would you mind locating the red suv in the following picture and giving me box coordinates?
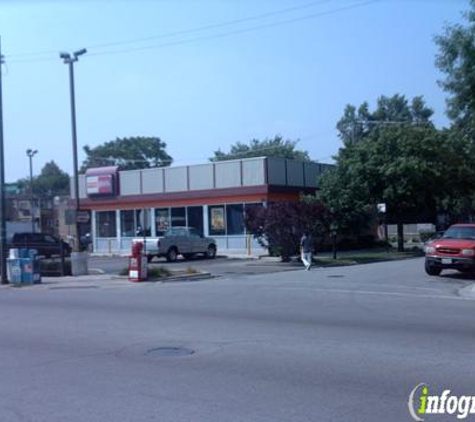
[425,224,475,276]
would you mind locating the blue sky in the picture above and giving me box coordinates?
[0,0,469,181]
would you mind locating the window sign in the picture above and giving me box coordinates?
[209,206,225,235]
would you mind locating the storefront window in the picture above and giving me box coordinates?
[187,206,203,235]
[226,204,244,235]
[135,209,151,236]
[171,207,186,227]
[96,211,117,238]
[209,205,226,236]
[244,203,264,235]
[120,210,135,237]
[155,208,170,236]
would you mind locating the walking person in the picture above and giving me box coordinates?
[300,231,314,271]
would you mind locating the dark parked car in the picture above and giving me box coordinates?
[9,232,72,258]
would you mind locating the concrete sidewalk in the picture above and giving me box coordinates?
[1,270,214,290]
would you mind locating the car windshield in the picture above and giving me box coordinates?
[442,227,475,240]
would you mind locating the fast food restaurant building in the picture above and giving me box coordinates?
[76,157,332,255]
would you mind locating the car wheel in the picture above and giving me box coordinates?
[147,255,154,263]
[206,245,216,259]
[166,248,178,262]
[425,261,442,276]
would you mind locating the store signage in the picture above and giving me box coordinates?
[87,174,115,196]
[76,210,90,223]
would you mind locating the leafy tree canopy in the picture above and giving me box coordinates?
[210,135,311,162]
[81,136,173,172]
[17,161,70,196]
[435,0,475,130]
[321,96,475,249]
[336,94,434,147]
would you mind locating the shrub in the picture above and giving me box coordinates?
[147,266,171,279]
[245,201,331,261]
[119,266,172,279]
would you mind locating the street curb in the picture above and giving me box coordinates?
[88,268,106,275]
[114,272,213,283]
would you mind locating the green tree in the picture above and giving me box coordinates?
[17,161,70,196]
[435,0,475,134]
[81,136,173,172]
[336,95,434,147]
[36,161,70,195]
[210,135,311,162]
[321,95,474,251]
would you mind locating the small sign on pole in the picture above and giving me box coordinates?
[76,210,90,223]
[377,203,386,213]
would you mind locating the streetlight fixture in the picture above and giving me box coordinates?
[59,48,86,252]
[0,38,7,284]
[26,149,38,232]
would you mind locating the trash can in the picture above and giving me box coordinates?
[20,249,41,284]
[71,252,89,276]
[7,258,23,284]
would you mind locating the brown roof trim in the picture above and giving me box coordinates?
[80,185,270,208]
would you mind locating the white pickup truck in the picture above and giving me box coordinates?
[132,226,217,263]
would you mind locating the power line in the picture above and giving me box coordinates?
[7,0,381,64]
[7,0,333,59]
[88,0,382,58]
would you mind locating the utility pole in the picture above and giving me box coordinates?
[0,38,8,284]
[26,149,38,232]
[60,49,86,252]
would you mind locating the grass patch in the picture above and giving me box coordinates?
[148,266,172,279]
[314,250,424,267]
[185,267,198,275]
[118,266,172,279]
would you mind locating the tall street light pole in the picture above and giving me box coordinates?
[60,48,86,252]
[0,38,8,284]
[26,149,38,233]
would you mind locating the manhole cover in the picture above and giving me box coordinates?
[146,347,194,357]
[327,275,345,278]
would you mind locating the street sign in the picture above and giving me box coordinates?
[377,203,387,213]
[76,210,90,223]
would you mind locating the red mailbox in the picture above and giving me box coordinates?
[129,241,148,282]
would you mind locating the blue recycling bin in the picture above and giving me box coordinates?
[20,249,41,284]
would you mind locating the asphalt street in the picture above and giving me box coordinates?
[0,258,474,422]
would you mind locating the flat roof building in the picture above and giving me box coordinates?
[74,157,332,255]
